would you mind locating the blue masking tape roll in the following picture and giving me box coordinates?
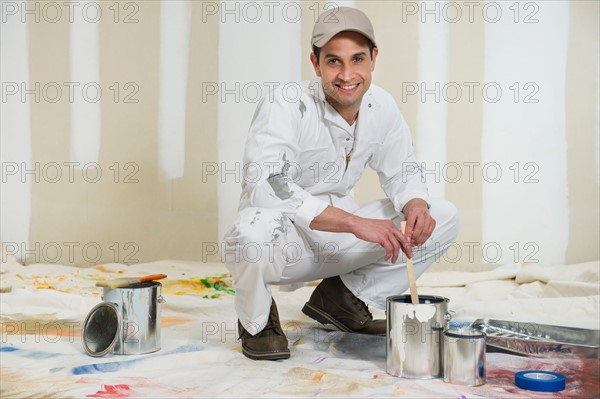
[515,370,566,392]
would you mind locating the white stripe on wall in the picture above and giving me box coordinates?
[70,0,101,166]
[334,1,356,8]
[482,1,570,265]
[0,13,32,261]
[217,1,303,239]
[158,0,191,180]
[596,60,599,187]
[415,0,449,199]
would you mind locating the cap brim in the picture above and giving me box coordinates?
[312,29,376,48]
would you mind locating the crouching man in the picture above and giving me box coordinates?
[223,7,460,360]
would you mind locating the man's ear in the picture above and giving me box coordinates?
[371,47,379,72]
[310,52,321,77]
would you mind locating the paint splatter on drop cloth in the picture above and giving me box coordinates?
[1,263,234,299]
[88,384,133,398]
[161,274,235,297]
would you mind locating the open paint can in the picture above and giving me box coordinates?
[443,326,486,386]
[386,295,450,379]
[81,281,165,357]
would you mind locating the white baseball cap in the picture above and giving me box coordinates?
[311,7,377,48]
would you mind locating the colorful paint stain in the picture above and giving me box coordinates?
[161,274,235,297]
[161,316,193,327]
[0,346,19,352]
[87,384,133,398]
[72,361,131,375]
[1,321,81,337]
[69,344,205,375]
[1,346,67,360]
[4,266,234,298]
[312,370,326,382]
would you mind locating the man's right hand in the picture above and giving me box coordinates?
[309,206,412,264]
[350,217,412,263]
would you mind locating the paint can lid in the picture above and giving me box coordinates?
[445,326,485,339]
[81,302,121,357]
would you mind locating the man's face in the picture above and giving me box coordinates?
[310,31,378,117]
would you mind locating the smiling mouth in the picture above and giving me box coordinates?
[336,83,359,91]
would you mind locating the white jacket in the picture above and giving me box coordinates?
[238,76,429,229]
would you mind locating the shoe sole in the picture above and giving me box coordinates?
[302,302,353,333]
[242,346,290,361]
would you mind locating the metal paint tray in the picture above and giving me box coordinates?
[473,319,600,359]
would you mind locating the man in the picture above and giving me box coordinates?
[223,7,459,361]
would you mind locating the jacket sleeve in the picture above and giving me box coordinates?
[369,100,430,214]
[241,91,329,230]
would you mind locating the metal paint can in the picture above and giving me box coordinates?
[82,281,165,356]
[386,295,450,379]
[443,327,486,386]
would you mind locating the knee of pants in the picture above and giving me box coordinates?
[222,207,295,279]
[430,199,460,245]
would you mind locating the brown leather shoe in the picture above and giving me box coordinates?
[238,298,290,360]
[302,276,386,335]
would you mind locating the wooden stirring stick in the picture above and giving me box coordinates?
[401,221,419,304]
[96,274,167,288]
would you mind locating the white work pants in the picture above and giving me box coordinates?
[223,198,459,335]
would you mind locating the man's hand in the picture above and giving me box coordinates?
[351,218,412,263]
[402,198,436,248]
[309,206,412,263]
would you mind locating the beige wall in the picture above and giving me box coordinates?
[21,2,219,265]
[354,0,488,264]
[565,1,600,264]
[354,0,599,267]
[2,1,598,267]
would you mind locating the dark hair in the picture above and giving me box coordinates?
[312,37,376,64]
